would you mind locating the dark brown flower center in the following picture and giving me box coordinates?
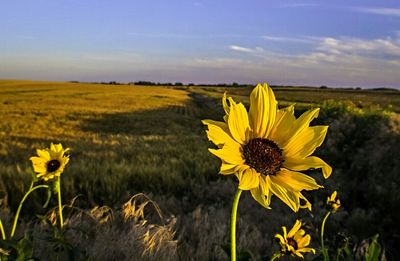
[242,138,283,176]
[287,237,298,250]
[47,159,61,173]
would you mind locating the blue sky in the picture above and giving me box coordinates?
[1,0,400,88]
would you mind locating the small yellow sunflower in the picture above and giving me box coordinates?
[203,83,332,211]
[30,143,70,181]
[275,220,316,258]
[326,191,341,212]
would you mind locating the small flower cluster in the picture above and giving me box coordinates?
[327,191,341,213]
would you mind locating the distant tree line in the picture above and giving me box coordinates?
[67,81,399,91]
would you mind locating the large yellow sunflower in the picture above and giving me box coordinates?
[275,220,316,258]
[202,83,332,212]
[30,143,70,181]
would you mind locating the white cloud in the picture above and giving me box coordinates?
[263,35,316,44]
[357,7,400,17]
[229,45,264,53]
[316,37,400,57]
[206,35,400,87]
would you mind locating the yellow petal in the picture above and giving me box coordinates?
[297,234,311,248]
[250,176,272,209]
[294,229,306,241]
[219,162,237,175]
[36,149,50,161]
[249,83,277,138]
[31,165,47,173]
[30,156,46,165]
[222,92,233,115]
[299,247,316,254]
[283,126,328,159]
[268,176,299,212]
[331,191,337,201]
[222,92,237,122]
[284,156,332,178]
[288,220,302,238]
[219,162,249,175]
[237,168,259,190]
[268,104,295,143]
[274,234,286,245]
[209,140,244,165]
[228,102,250,144]
[294,251,304,258]
[274,168,322,192]
[202,119,235,147]
[279,108,320,148]
[61,157,69,167]
[282,226,288,239]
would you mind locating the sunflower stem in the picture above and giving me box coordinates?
[270,253,281,261]
[10,184,49,238]
[230,188,242,261]
[0,219,6,240]
[320,211,331,261]
[57,176,64,230]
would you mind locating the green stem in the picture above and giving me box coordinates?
[57,176,64,230]
[320,211,332,261]
[10,184,49,238]
[0,219,5,240]
[230,189,242,261]
[270,253,281,261]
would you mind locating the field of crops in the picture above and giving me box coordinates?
[0,80,399,260]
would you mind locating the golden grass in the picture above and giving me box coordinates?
[0,79,216,210]
[0,80,189,141]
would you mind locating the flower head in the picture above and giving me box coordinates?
[327,191,341,212]
[30,143,70,181]
[202,83,332,211]
[275,220,316,258]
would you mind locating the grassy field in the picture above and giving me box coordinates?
[0,80,399,260]
[192,85,400,111]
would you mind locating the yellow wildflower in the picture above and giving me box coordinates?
[203,83,332,211]
[327,191,341,212]
[275,220,316,258]
[30,143,70,181]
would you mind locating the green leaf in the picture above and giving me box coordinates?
[15,233,34,261]
[365,234,381,261]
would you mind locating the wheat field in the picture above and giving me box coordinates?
[0,80,399,260]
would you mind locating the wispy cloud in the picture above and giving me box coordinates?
[229,45,264,53]
[356,7,400,17]
[263,35,316,44]
[316,37,400,57]
[204,35,400,87]
[231,36,400,64]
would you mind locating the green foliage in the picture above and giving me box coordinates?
[0,232,35,260]
[365,234,382,261]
